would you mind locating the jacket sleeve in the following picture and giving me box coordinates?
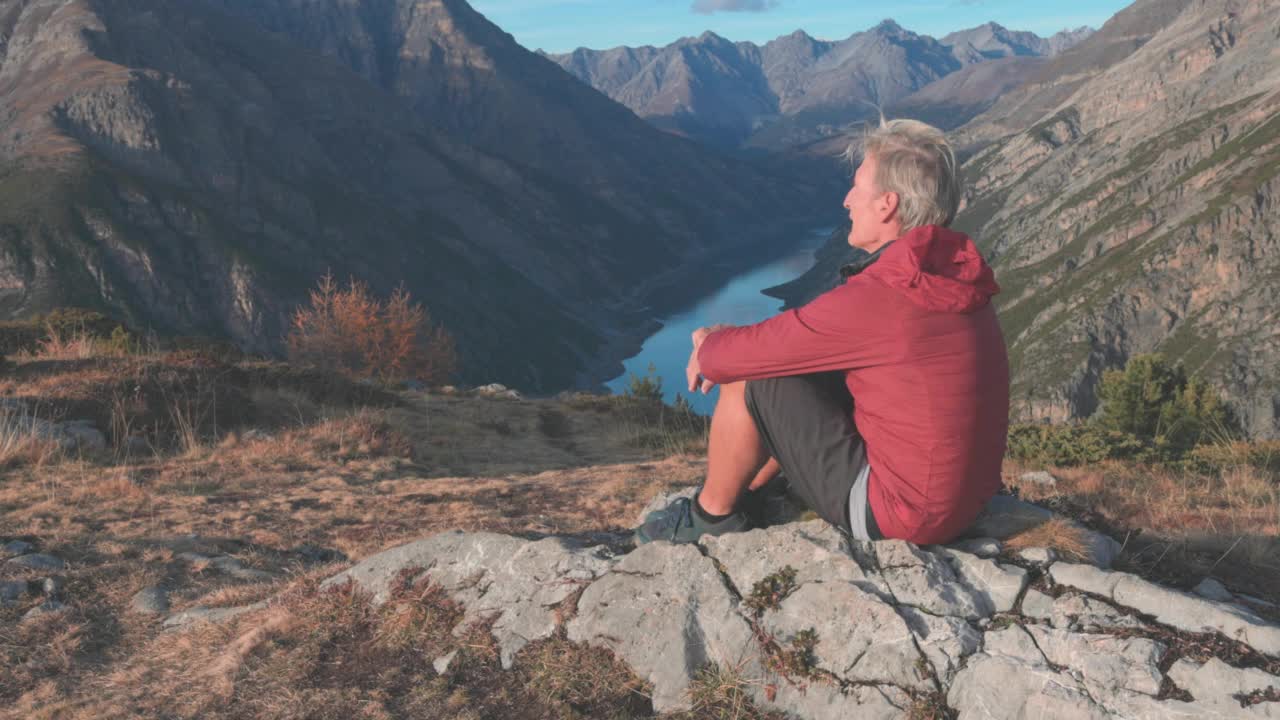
[697,279,885,384]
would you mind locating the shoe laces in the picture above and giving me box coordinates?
[663,496,695,541]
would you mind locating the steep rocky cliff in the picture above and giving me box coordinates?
[773,0,1280,439]
[0,0,825,391]
[953,0,1280,439]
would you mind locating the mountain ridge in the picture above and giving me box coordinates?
[0,0,831,392]
[547,19,1094,149]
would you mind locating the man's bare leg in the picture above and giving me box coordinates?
[696,381,773,516]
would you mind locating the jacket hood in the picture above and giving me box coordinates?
[863,225,999,313]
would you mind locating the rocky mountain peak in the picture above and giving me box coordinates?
[872,18,905,35]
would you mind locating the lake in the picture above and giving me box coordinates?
[605,227,834,414]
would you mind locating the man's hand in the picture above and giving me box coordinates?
[687,324,731,394]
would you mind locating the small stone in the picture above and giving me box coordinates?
[41,576,65,597]
[1193,578,1234,602]
[131,587,170,615]
[948,537,1002,558]
[962,495,1054,539]
[163,602,266,629]
[7,553,65,570]
[432,650,458,674]
[241,429,273,442]
[3,540,33,557]
[22,599,66,621]
[1019,471,1059,487]
[177,552,211,563]
[57,421,106,453]
[1,580,29,605]
[475,383,509,396]
[1078,527,1122,569]
[1019,547,1058,565]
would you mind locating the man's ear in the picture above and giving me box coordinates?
[879,190,900,223]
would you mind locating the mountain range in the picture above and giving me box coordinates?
[546,21,1094,149]
[769,0,1280,439]
[0,0,828,391]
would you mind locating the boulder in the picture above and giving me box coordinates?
[897,606,982,684]
[934,547,1030,615]
[323,532,614,669]
[1,580,29,606]
[872,541,994,619]
[56,420,106,453]
[131,587,170,615]
[2,539,34,557]
[1168,657,1280,705]
[1051,563,1280,657]
[700,520,891,600]
[7,553,65,571]
[1045,592,1146,632]
[762,581,931,690]
[567,542,756,713]
[1025,625,1165,697]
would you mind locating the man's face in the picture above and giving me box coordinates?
[843,154,883,250]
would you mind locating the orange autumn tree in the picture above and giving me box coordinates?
[288,273,457,384]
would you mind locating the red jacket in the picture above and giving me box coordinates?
[698,225,1010,545]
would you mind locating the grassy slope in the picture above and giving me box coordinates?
[0,352,1277,717]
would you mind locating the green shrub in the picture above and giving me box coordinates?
[1007,423,1144,467]
[1012,355,1244,468]
[624,362,664,403]
[1184,440,1280,475]
[39,307,119,339]
[1094,353,1235,460]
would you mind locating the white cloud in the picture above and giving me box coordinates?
[691,0,781,15]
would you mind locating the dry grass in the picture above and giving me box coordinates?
[1003,517,1092,563]
[1004,458,1280,604]
[18,571,653,720]
[15,327,106,362]
[676,663,784,720]
[0,354,706,716]
[0,407,59,468]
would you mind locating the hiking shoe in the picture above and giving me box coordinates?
[633,495,750,546]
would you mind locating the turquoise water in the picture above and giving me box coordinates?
[606,228,833,414]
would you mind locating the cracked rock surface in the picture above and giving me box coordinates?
[183,495,1280,718]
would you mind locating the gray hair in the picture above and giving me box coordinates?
[843,118,962,231]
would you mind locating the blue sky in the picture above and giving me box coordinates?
[469,0,1133,54]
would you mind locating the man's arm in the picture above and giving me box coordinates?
[697,281,883,385]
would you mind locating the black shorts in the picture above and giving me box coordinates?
[744,372,883,540]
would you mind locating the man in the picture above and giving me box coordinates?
[635,118,1009,546]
